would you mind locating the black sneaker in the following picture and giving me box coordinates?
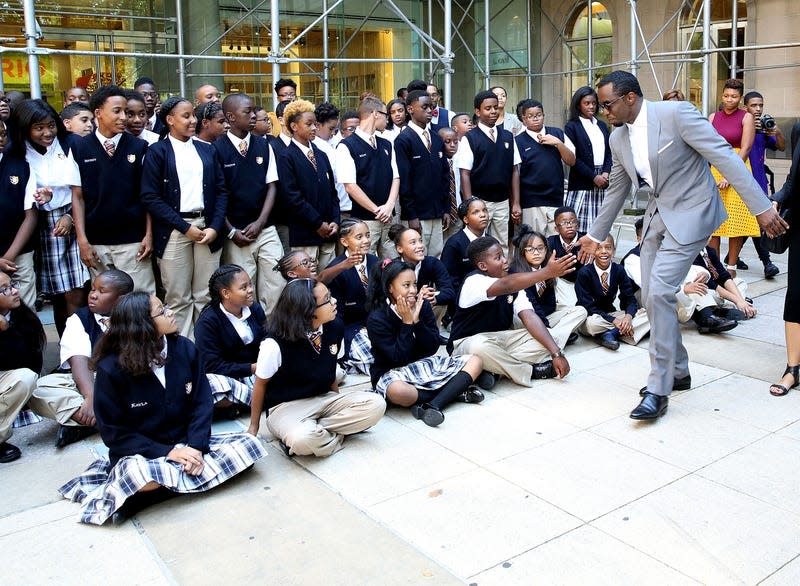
[475,370,498,390]
[764,262,780,279]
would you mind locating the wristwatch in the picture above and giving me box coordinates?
[551,350,564,359]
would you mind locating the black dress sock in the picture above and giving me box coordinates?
[416,390,437,405]
[429,371,472,410]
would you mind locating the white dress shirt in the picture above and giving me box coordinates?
[25,139,81,210]
[334,127,399,185]
[579,116,607,167]
[524,128,576,155]
[455,122,522,170]
[626,100,653,188]
[227,131,279,184]
[168,135,204,213]
[95,129,122,151]
[219,304,254,344]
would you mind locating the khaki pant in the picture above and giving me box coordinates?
[675,267,749,323]
[485,200,510,256]
[579,308,650,345]
[93,242,156,293]
[521,206,558,237]
[292,242,337,272]
[363,219,397,260]
[554,278,578,309]
[223,225,285,316]
[158,218,222,339]
[1,368,37,443]
[417,218,444,259]
[29,372,84,426]
[266,390,386,457]
[13,251,36,309]
[452,308,583,387]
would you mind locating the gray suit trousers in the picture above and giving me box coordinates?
[640,209,708,397]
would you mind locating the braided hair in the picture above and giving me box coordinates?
[157,96,191,139]
[203,264,246,313]
[366,258,416,311]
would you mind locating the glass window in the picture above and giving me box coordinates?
[563,2,613,101]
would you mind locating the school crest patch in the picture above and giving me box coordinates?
[127,154,136,163]
[9,175,19,185]
[57,152,66,159]
[504,141,510,149]
[439,151,443,158]
[255,156,263,165]
[507,295,513,304]
[185,382,192,394]
[329,344,338,355]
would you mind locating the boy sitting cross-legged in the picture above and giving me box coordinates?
[448,236,576,388]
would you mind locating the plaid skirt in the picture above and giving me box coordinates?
[206,373,255,406]
[58,432,267,525]
[36,204,90,294]
[344,326,374,375]
[375,354,470,398]
[12,408,43,428]
[565,167,606,233]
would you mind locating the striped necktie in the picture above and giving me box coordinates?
[239,140,248,156]
[600,271,609,294]
[702,251,719,281]
[422,129,431,152]
[447,159,458,224]
[488,127,495,142]
[104,140,115,157]
[358,264,369,290]
[536,280,546,297]
[308,330,322,353]
[307,149,317,170]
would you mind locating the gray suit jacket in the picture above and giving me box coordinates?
[589,100,771,245]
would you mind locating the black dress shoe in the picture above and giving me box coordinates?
[566,331,580,346]
[456,385,485,403]
[596,329,620,351]
[55,425,97,448]
[630,393,669,420]
[438,334,449,346]
[697,315,738,334]
[764,262,780,279]
[713,306,747,322]
[531,360,557,379]
[475,370,498,390]
[639,374,692,396]
[0,441,21,463]
[410,403,445,427]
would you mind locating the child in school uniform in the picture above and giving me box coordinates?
[441,197,490,296]
[366,260,483,427]
[326,219,379,368]
[215,93,284,316]
[456,90,522,255]
[9,99,90,336]
[59,291,266,525]
[60,102,94,138]
[31,270,134,448]
[248,279,385,457]
[194,265,267,419]
[193,101,229,145]
[124,90,159,146]
[515,99,576,236]
[546,206,585,308]
[449,236,576,388]
[509,225,587,344]
[335,96,399,259]
[0,118,38,309]
[140,96,229,339]
[71,85,155,293]
[276,99,340,269]
[389,224,455,326]
[0,271,45,464]
[575,235,650,350]
[394,90,450,258]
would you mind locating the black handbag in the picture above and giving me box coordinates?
[760,206,791,254]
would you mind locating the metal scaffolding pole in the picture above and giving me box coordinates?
[630,0,638,77]
[22,0,41,99]
[484,0,490,88]
[443,0,452,110]
[701,0,711,116]
[175,0,186,97]
[730,0,738,77]
[587,0,593,84]
[323,0,330,101]
[271,0,281,108]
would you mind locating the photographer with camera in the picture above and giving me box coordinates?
[741,91,786,278]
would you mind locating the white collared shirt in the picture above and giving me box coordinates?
[219,304,254,345]
[334,128,399,184]
[58,312,110,368]
[579,116,606,167]
[152,336,169,388]
[168,135,204,213]
[95,129,122,151]
[279,132,292,146]
[455,124,521,170]
[25,140,81,210]
[458,273,533,315]
[462,227,486,242]
[228,130,250,155]
[314,136,351,212]
[593,262,611,290]
[626,100,653,188]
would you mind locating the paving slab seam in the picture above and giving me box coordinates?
[127,518,181,586]
[757,551,800,585]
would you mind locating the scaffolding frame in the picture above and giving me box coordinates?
[1,0,799,115]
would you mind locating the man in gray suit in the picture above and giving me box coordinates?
[577,71,787,420]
